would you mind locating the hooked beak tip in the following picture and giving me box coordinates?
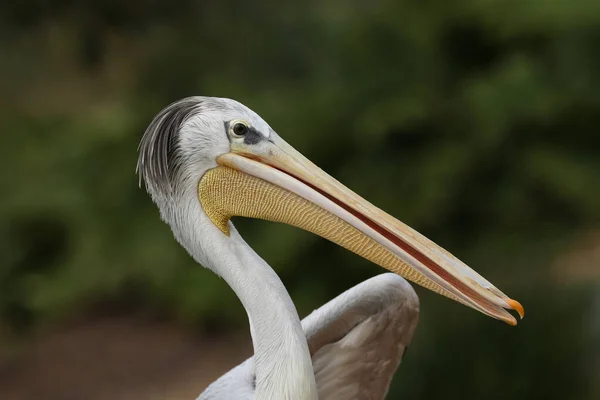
[506,298,525,320]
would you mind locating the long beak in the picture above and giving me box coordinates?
[198,133,524,325]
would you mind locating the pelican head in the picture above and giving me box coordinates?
[137,96,524,325]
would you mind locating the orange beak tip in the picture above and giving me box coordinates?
[506,298,525,320]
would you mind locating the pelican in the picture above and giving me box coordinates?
[136,97,524,400]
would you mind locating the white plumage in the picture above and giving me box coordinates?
[200,273,419,400]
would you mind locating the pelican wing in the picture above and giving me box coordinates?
[198,274,418,400]
[306,273,419,400]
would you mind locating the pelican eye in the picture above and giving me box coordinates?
[231,122,249,137]
[227,119,262,145]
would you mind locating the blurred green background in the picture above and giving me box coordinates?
[0,0,599,399]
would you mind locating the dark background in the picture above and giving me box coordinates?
[0,1,598,399]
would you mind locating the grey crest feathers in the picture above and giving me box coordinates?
[137,97,203,199]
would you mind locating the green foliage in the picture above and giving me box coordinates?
[0,0,598,398]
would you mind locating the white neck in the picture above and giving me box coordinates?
[166,192,318,400]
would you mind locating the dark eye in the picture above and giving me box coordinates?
[232,122,248,136]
